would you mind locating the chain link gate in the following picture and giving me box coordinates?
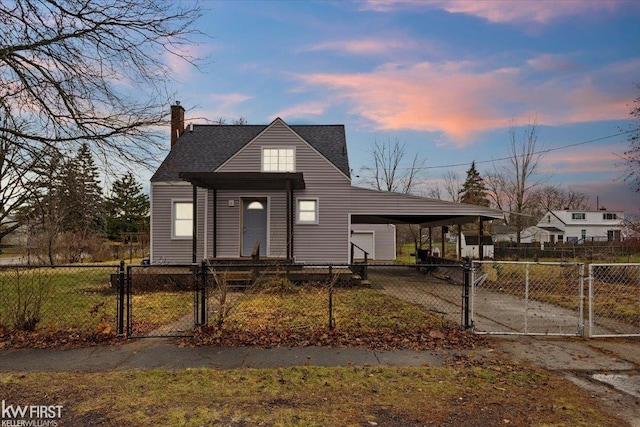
[125,263,204,338]
[471,261,585,336]
[588,263,640,337]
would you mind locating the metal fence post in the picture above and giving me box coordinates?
[126,264,133,337]
[462,262,472,329]
[328,265,334,330]
[117,260,125,337]
[200,260,207,326]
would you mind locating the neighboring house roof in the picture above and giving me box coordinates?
[151,120,350,182]
[492,224,517,236]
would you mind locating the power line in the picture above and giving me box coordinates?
[358,129,633,172]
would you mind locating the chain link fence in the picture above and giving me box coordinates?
[588,263,640,337]
[198,263,469,343]
[3,260,636,343]
[471,261,585,336]
[0,264,119,335]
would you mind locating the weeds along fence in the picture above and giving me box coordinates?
[0,263,121,334]
[494,241,640,261]
[588,263,640,337]
[126,262,471,339]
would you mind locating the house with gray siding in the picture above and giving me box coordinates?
[149,103,504,264]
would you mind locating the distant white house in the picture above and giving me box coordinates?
[493,224,550,244]
[536,209,624,244]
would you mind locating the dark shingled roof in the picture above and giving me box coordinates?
[151,121,350,182]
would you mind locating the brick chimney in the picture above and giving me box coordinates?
[170,101,185,148]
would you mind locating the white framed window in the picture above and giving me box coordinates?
[173,200,193,238]
[603,212,617,220]
[297,199,318,224]
[572,212,586,220]
[263,148,294,172]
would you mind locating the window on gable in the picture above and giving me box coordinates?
[263,148,294,172]
[297,199,318,224]
[173,201,193,238]
[571,213,585,220]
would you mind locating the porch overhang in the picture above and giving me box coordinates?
[178,172,305,190]
[178,172,303,263]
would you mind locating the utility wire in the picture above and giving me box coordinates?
[358,129,633,172]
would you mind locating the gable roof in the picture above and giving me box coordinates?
[151,120,350,182]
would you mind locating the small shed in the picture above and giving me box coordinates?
[457,233,494,259]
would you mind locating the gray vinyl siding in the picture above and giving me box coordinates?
[151,183,206,263]
[217,120,353,263]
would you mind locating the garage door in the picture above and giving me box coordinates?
[351,231,374,260]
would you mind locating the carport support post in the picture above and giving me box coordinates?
[441,226,446,258]
[457,225,462,260]
[463,261,472,329]
[478,217,484,261]
[192,184,198,264]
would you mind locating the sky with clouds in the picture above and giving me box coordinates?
[167,0,640,215]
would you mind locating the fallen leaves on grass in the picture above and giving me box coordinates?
[0,326,122,349]
[189,325,487,351]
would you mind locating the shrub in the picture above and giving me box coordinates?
[0,268,53,331]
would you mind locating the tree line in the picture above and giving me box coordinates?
[4,142,149,264]
[360,114,633,247]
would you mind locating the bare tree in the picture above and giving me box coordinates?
[624,83,640,191]
[0,0,204,168]
[485,170,508,212]
[213,117,248,125]
[529,185,591,215]
[441,171,462,202]
[0,108,43,248]
[491,118,546,243]
[360,138,426,195]
[0,0,203,247]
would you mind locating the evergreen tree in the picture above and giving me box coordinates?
[60,143,105,234]
[460,161,489,207]
[105,172,150,240]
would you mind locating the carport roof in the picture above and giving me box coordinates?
[347,186,504,227]
[350,213,499,227]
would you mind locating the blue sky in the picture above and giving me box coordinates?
[165,0,640,214]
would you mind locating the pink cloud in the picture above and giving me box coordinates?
[294,58,635,145]
[272,101,328,121]
[363,0,623,24]
[527,54,581,72]
[185,93,253,124]
[302,37,420,56]
[539,146,625,175]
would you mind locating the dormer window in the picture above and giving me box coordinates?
[263,148,294,172]
[571,213,586,220]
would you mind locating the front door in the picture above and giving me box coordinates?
[242,198,268,257]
